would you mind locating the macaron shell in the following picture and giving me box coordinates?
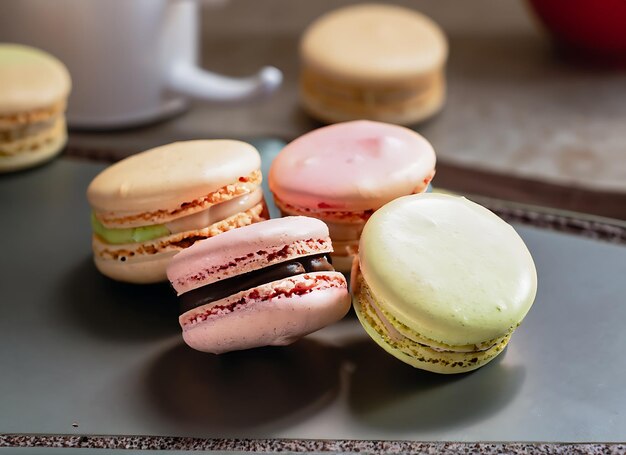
[300,73,445,126]
[87,140,261,214]
[269,120,436,212]
[0,44,71,114]
[0,119,66,173]
[359,193,537,346]
[94,251,176,284]
[181,276,351,354]
[167,216,332,295]
[301,4,447,84]
[352,272,511,373]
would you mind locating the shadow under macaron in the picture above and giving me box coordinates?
[345,339,525,432]
[144,339,343,436]
[58,256,180,342]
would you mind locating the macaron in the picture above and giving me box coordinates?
[300,4,447,125]
[0,44,71,172]
[87,140,268,284]
[269,120,436,272]
[167,216,351,354]
[352,193,537,374]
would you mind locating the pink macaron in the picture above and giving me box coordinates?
[166,216,351,354]
[269,120,436,272]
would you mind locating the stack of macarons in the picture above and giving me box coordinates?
[269,120,436,271]
[87,140,268,284]
[0,44,71,173]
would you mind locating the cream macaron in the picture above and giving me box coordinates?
[87,140,268,284]
[352,193,538,374]
[300,4,447,125]
[269,120,436,272]
[0,44,71,172]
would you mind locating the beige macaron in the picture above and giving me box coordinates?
[87,140,269,284]
[0,44,71,172]
[300,4,447,126]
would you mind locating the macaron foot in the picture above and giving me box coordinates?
[353,273,511,374]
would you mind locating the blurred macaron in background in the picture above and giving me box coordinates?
[0,44,71,173]
[299,3,447,126]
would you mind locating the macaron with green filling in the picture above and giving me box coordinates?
[352,193,537,374]
[87,140,268,284]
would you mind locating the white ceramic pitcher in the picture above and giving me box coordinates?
[0,0,283,129]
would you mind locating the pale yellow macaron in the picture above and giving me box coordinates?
[87,140,269,284]
[352,193,537,374]
[0,44,71,172]
[300,4,447,126]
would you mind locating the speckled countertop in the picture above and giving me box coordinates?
[1,436,625,454]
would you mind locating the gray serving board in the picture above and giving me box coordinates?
[1,149,625,443]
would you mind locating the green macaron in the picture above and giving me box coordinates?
[352,193,537,374]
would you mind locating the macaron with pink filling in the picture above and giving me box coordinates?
[166,216,351,354]
[269,120,436,272]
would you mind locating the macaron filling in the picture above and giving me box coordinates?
[93,203,266,262]
[178,253,334,314]
[180,272,347,328]
[92,189,263,245]
[0,116,58,143]
[0,100,65,128]
[91,213,169,244]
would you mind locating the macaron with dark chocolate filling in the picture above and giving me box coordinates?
[167,216,351,354]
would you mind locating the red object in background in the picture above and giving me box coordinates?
[527,0,626,57]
